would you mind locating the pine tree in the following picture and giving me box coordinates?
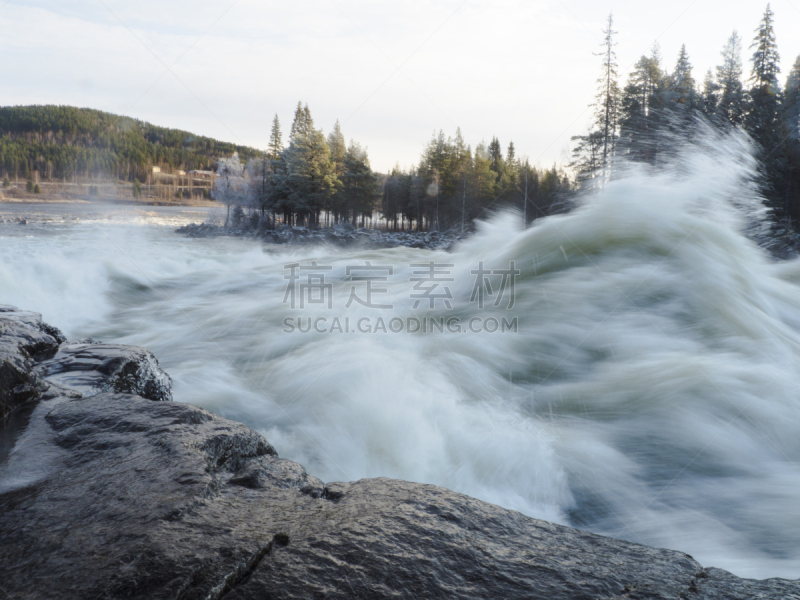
[785,56,800,141]
[716,31,745,125]
[471,142,496,215]
[570,130,604,186]
[302,104,314,135]
[783,56,800,222]
[746,4,782,152]
[593,12,620,177]
[702,69,720,114]
[268,114,282,160]
[488,137,503,175]
[326,120,347,225]
[506,141,517,169]
[327,120,346,166]
[750,4,780,91]
[503,141,519,197]
[617,47,668,165]
[289,102,305,140]
[452,128,468,165]
[747,4,785,214]
[341,142,379,227]
[670,44,696,105]
[281,104,338,227]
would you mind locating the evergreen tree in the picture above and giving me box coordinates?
[452,128,468,164]
[750,4,780,91]
[419,130,453,228]
[670,44,697,106]
[702,69,720,114]
[747,4,785,213]
[471,142,496,215]
[785,55,800,141]
[341,141,379,227]
[506,141,517,169]
[289,102,306,140]
[302,104,314,134]
[783,56,800,221]
[594,12,620,175]
[570,130,604,186]
[268,114,283,160]
[327,120,346,166]
[326,120,347,225]
[281,106,338,226]
[501,141,519,203]
[618,52,666,163]
[488,137,505,177]
[716,31,745,125]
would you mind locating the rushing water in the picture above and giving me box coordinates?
[2,136,800,579]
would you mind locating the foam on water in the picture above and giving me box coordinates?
[2,130,800,578]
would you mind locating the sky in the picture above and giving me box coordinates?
[1,0,799,173]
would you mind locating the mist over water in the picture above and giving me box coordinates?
[3,131,800,579]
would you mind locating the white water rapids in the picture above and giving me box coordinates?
[2,132,800,579]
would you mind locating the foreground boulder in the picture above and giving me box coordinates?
[0,305,65,419]
[1,308,798,599]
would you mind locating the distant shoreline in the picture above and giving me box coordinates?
[0,195,219,207]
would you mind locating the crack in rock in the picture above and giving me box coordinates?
[200,533,290,600]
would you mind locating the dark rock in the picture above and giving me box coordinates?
[691,567,800,599]
[0,307,65,419]
[175,222,465,251]
[2,391,796,599]
[36,342,173,402]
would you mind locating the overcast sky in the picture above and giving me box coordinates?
[2,0,799,172]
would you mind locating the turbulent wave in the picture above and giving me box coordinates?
[3,130,800,578]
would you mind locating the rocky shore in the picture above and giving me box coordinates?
[1,306,799,599]
[176,221,466,251]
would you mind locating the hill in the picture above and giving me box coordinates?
[0,105,260,183]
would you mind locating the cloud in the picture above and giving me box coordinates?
[1,0,799,172]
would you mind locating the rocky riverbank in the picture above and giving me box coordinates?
[1,306,798,599]
[176,221,466,251]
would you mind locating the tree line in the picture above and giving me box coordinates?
[242,104,381,228]
[0,105,259,183]
[233,103,572,231]
[572,5,800,225]
[381,133,571,232]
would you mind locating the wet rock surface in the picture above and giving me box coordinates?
[0,305,65,419]
[1,308,798,599]
[36,341,173,401]
[176,222,466,251]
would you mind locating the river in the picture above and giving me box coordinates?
[2,136,800,579]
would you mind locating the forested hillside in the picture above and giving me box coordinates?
[0,105,259,182]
